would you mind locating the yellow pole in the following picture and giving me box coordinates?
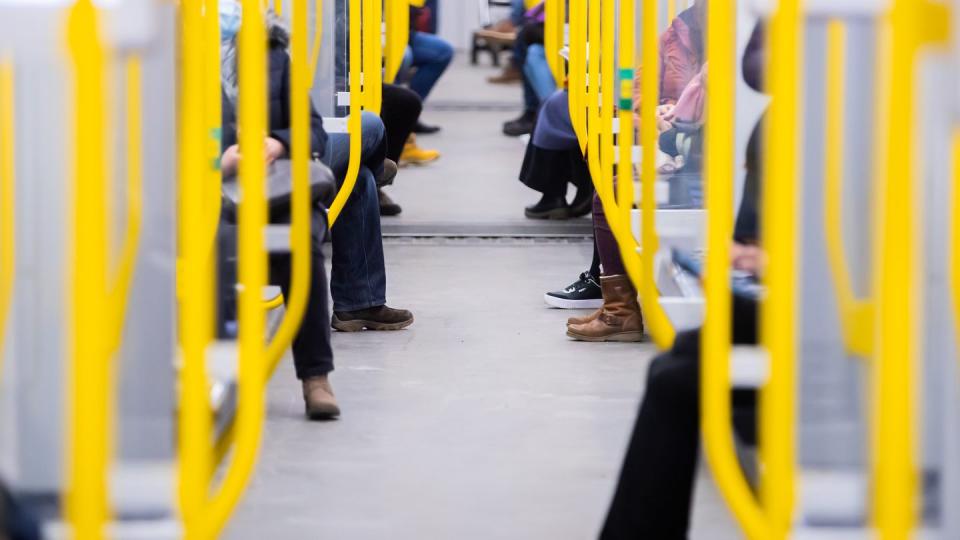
[308,0,324,87]
[206,0,269,534]
[264,0,315,377]
[616,1,636,280]
[178,0,215,536]
[823,20,873,357]
[65,1,112,537]
[760,0,802,533]
[326,0,365,225]
[567,0,587,154]
[637,0,676,349]
[586,0,601,198]
[700,0,769,536]
[0,59,15,370]
[385,0,410,83]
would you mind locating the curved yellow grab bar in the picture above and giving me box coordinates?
[206,0,269,534]
[178,0,216,536]
[823,20,872,357]
[635,0,676,350]
[0,59,15,370]
[760,0,803,533]
[308,0,324,87]
[869,0,949,535]
[700,0,769,537]
[384,0,410,84]
[65,1,114,537]
[326,0,364,225]
[263,0,315,378]
[566,0,587,154]
[544,0,565,86]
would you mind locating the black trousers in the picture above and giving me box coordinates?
[600,297,758,540]
[381,83,423,162]
[268,231,335,380]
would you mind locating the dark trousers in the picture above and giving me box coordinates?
[269,232,335,380]
[381,84,422,162]
[600,297,758,540]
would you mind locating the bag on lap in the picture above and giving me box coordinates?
[221,158,336,223]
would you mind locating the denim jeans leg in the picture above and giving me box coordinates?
[330,167,387,312]
[324,111,386,182]
[408,32,453,100]
[523,45,557,102]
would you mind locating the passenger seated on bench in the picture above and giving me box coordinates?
[599,23,767,539]
[541,1,707,308]
[396,2,453,134]
[503,2,558,137]
[219,4,414,420]
[486,0,529,84]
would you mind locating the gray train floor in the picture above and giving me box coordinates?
[226,55,740,539]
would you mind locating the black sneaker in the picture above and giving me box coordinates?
[413,121,441,134]
[544,272,603,309]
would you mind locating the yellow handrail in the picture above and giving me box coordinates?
[823,20,872,357]
[384,0,410,83]
[700,0,769,537]
[364,0,383,114]
[544,0,565,86]
[308,0,324,87]
[566,0,587,154]
[667,0,676,24]
[869,0,949,536]
[65,1,113,537]
[203,0,225,260]
[178,0,216,536]
[636,0,676,349]
[263,0,315,378]
[615,2,635,283]
[586,0,601,199]
[205,0,269,534]
[760,0,802,533]
[326,0,364,225]
[0,59,14,371]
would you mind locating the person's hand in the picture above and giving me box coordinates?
[657,116,674,133]
[221,144,240,176]
[731,242,766,276]
[265,137,286,165]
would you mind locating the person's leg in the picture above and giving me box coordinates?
[523,45,557,103]
[330,167,386,312]
[381,84,422,162]
[324,111,386,182]
[600,331,702,540]
[408,32,454,100]
[593,192,626,276]
[510,0,527,25]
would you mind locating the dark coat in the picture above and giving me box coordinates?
[221,42,328,159]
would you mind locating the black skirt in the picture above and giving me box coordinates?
[518,141,592,196]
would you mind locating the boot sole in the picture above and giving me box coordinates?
[566,330,645,342]
[305,406,341,421]
[525,207,571,220]
[544,293,603,309]
[331,314,415,332]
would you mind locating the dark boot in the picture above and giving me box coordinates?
[525,194,570,220]
[567,275,644,342]
[302,375,341,420]
[378,188,402,216]
[332,305,414,332]
[569,186,594,218]
[503,110,536,137]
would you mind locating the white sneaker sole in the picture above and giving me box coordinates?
[544,293,604,310]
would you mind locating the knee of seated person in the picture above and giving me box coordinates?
[527,44,546,60]
[360,111,385,137]
[437,40,454,64]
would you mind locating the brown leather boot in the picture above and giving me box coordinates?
[567,275,644,342]
[302,375,341,420]
[567,308,601,326]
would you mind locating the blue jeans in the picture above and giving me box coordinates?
[323,111,388,312]
[524,45,557,103]
[406,32,453,100]
[511,0,527,26]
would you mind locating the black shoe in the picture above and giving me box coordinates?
[503,110,536,137]
[332,305,415,331]
[569,186,594,218]
[544,272,603,309]
[376,159,399,187]
[524,194,570,219]
[378,188,402,216]
[413,121,441,134]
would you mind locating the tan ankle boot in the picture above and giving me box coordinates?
[567,308,601,326]
[302,375,341,420]
[567,275,644,342]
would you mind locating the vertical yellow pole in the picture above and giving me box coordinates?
[206,0,269,534]
[567,0,587,154]
[667,0,676,24]
[598,0,614,207]
[264,0,314,375]
[637,0,676,349]
[308,0,324,86]
[701,0,769,536]
[65,1,112,537]
[586,0,602,197]
[0,59,14,369]
[616,1,635,267]
[178,0,215,536]
[761,0,802,534]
